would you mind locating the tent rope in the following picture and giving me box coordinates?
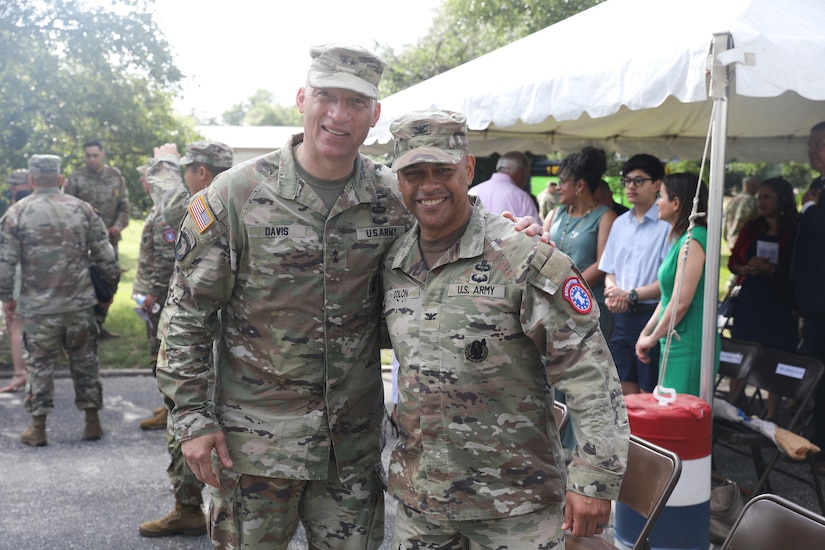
[657,99,716,391]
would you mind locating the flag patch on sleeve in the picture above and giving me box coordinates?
[189,195,215,233]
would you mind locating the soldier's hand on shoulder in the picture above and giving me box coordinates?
[154,143,180,159]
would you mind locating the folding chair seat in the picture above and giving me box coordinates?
[714,337,761,402]
[565,435,682,550]
[713,348,825,513]
[721,493,825,550]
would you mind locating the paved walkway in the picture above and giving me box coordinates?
[1,368,822,549]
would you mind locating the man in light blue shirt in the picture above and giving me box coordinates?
[599,154,671,394]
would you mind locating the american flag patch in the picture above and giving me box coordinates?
[189,195,215,233]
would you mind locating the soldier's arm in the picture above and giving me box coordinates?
[523,246,629,499]
[114,172,130,231]
[87,208,121,289]
[149,215,176,301]
[0,212,20,302]
[157,187,232,443]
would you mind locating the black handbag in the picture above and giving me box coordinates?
[89,266,114,303]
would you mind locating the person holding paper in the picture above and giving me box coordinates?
[727,177,799,418]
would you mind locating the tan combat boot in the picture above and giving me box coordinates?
[21,415,47,446]
[84,409,103,440]
[139,407,168,430]
[138,502,207,538]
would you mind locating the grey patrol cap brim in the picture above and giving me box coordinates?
[391,147,465,173]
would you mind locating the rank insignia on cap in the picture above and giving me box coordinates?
[189,195,215,233]
[162,228,177,244]
[562,276,592,314]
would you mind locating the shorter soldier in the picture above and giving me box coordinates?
[0,154,120,446]
[138,140,232,539]
[383,110,629,548]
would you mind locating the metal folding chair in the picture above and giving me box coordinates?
[721,493,825,549]
[565,435,682,550]
[713,348,825,513]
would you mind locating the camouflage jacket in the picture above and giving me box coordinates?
[65,164,130,231]
[156,134,415,482]
[133,204,176,299]
[146,156,191,232]
[382,201,629,521]
[0,188,120,315]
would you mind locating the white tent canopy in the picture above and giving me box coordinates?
[363,0,825,162]
[363,0,825,402]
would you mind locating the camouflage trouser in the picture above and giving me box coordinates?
[208,455,385,550]
[392,502,564,549]
[166,416,203,506]
[22,308,102,416]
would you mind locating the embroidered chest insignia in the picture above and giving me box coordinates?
[465,338,489,362]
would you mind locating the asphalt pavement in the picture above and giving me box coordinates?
[2,367,823,549]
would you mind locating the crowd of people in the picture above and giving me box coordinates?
[0,40,823,549]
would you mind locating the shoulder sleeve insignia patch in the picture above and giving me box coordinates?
[189,194,215,233]
[562,276,592,314]
[162,228,177,244]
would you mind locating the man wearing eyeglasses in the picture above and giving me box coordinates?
[599,154,672,395]
[790,121,825,473]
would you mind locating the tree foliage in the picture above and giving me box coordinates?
[0,0,200,215]
[221,90,303,127]
[378,0,605,96]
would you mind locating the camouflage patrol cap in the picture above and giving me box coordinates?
[307,43,385,100]
[136,159,152,175]
[27,154,61,174]
[390,109,469,172]
[180,141,233,168]
[9,169,29,185]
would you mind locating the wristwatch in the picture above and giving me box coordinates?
[628,289,639,310]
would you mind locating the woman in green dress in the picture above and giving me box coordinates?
[635,173,718,396]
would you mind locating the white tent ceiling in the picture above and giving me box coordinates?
[362,0,825,162]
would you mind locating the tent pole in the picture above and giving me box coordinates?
[701,33,731,403]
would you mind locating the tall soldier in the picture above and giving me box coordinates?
[65,140,130,337]
[0,154,120,446]
[154,44,412,549]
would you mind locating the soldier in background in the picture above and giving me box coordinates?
[65,140,130,338]
[137,140,233,539]
[383,110,628,548]
[0,169,32,393]
[0,154,120,446]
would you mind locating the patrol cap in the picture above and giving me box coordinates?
[9,169,29,185]
[27,154,61,174]
[180,141,233,168]
[307,43,385,100]
[390,109,469,172]
[136,162,149,175]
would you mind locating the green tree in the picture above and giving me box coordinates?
[378,0,605,96]
[221,89,303,127]
[0,0,199,215]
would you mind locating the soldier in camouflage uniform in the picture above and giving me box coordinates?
[382,110,630,549]
[136,141,233,539]
[153,44,414,550]
[0,155,120,447]
[0,169,32,393]
[65,140,129,336]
